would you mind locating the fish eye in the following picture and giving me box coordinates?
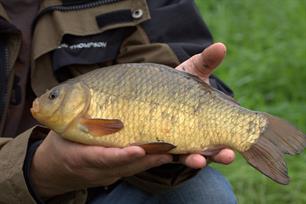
[48,89,59,100]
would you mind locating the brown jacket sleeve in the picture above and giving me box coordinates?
[0,128,36,204]
[0,127,87,204]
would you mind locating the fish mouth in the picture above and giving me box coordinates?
[30,99,40,115]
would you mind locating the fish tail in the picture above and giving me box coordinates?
[241,113,306,184]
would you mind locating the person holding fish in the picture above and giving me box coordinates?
[1,0,305,203]
[0,1,237,203]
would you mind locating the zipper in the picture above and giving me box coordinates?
[0,41,9,135]
[32,0,122,31]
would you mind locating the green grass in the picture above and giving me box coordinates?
[195,0,306,203]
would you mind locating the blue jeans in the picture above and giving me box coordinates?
[88,167,237,204]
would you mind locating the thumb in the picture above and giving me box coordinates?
[176,42,226,83]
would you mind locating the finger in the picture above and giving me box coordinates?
[115,154,173,177]
[176,42,226,83]
[209,148,235,165]
[178,154,207,169]
[83,145,146,167]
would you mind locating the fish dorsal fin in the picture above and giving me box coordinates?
[135,142,176,154]
[214,88,240,105]
[179,71,239,105]
[80,117,124,136]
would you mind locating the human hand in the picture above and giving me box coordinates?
[175,42,235,169]
[30,131,172,199]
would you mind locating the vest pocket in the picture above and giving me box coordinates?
[31,0,150,95]
[52,27,134,82]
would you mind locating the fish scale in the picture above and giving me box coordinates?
[78,63,265,152]
[31,63,305,185]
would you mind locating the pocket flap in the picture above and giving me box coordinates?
[52,28,133,72]
[32,0,150,60]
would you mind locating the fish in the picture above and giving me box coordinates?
[31,63,306,185]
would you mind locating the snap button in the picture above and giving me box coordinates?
[132,9,143,19]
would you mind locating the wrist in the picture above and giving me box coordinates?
[30,137,70,199]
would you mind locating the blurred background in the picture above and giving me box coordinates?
[195,0,306,203]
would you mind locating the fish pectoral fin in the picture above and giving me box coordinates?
[135,142,176,154]
[79,117,124,136]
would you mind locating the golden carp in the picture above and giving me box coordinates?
[31,63,305,185]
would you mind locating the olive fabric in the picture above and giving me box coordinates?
[0,0,233,203]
